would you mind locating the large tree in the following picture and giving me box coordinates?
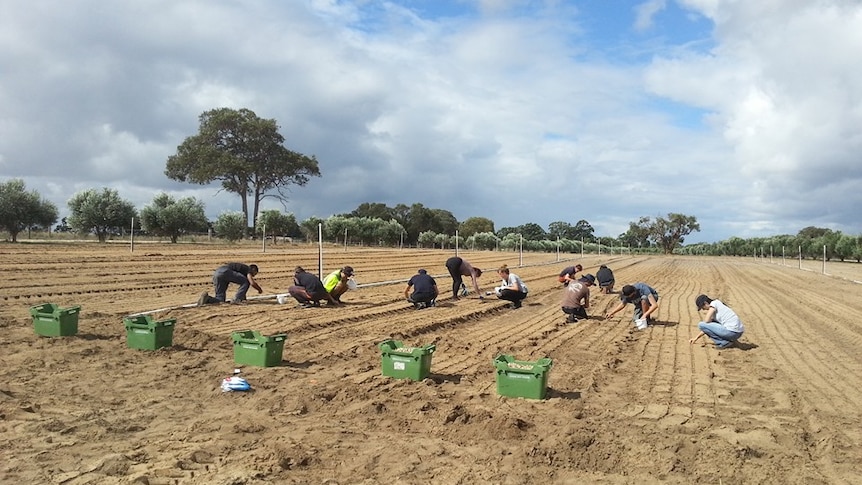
[139,193,209,243]
[649,213,700,254]
[67,188,138,242]
[165,108,321,235]
[459,216,495,238]
[0,179,58,242]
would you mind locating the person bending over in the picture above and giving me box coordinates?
[445,256,483,300]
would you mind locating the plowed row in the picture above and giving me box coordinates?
[1,242,860,484]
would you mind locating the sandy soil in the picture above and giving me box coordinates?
[1,242,861,484]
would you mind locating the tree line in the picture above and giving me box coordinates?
[3,107,858,259]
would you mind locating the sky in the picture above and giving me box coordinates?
[1,0,861,243]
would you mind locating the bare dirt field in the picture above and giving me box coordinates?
[1,242,861,484]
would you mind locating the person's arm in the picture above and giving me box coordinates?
[470,270,483,296]
[432,284,439,299]
[583,290,590,309]
[642,294,659,318]
[404,284,411,299]
[690,331,705,344]
[703,306,716,323]
[248,274,262,294]
[605,301,626,318]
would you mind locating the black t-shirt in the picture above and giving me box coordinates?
[596,267,614,285]
[295,271,325,294]
[226,262,251,275]
[407,273,437,294]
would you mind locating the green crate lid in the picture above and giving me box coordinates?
[231,329,287,343]
[493,354,552,373]
[30,303,80,317]
[378,339,435,357]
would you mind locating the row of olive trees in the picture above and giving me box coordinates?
[680,228,862,262]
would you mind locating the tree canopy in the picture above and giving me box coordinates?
[0,179,58,242]
[67,188,137,242]
[139,193,208,243]
[165,107,321,235]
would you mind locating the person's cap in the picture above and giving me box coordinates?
[342,266,354,276]
[418,268,427,274]
[580,274,595,285]
[695,295,711,309]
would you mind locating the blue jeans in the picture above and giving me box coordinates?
[213,267,250,302]
[698,322,743,348]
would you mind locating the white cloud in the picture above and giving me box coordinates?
[1,0,860,242]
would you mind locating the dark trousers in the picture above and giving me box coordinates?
[408,291,436,304]
[288,285,327,304]
[498,289,527,304]
[445,257,464,298]
[213,266,250,302]
[562,306,588,319]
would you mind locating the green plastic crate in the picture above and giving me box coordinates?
[378,339,436,381]
[231,330,287,367]
[123,315,176,350]
[494,354,553,400]
[30,303,81,337]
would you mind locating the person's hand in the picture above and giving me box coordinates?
[689,338,697,344]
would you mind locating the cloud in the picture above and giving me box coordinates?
[1,0,861,244]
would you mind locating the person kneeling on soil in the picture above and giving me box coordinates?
[494,265,528,309]
[561,274,594,323]
[289,266,338,308]
[690,294,745,349]
[404,268,438,309]
[198,262,262,305]
[323,266,355,303]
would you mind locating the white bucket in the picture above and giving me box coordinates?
[635,318,648,330]
[347,279,358,290]
[276,294,288,304]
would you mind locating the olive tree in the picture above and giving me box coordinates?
[214,212,246,242]
[140,193,208,243]
[0,179,58,242]
[67,188,137,242]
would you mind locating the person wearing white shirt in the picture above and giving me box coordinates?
[689,294,745,348]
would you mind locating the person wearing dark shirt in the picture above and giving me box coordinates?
[557,264,583,285]
[596,265,615,294]
[289,266,338,307]
[198,262,262,305]
[404,269,438,309]
[444,256,484,300]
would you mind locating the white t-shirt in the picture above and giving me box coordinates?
[502,274,528,294]
[710,299,744,333]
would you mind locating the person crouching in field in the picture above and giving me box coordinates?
[404,269,438,309]
[561,274,594,323]
[557,264,583,286]
[605,283,659,329]
[495,265,528,309]
[445,256,484,300]
[323,266,355,303]
[289,266,338,307]
[690,294,745,349]
[198,262,262,305]
[596,265,615,294]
